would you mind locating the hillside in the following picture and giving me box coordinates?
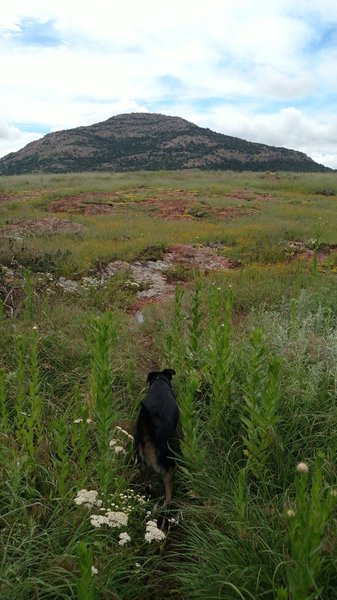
[0,112,329,175]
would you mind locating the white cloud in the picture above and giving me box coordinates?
[0,129,44,157]
[193,106,337,167]
[0,121,21,140]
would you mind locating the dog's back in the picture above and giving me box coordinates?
[134,369,178,503]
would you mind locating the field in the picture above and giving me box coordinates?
[1,169,337,599]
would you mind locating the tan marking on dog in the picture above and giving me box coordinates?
[139,437,162,475]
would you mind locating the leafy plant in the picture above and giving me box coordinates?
[241,328,281,479]
[285,455,337,600]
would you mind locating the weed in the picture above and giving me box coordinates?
[285,454,337,599]
[241,328,281,479]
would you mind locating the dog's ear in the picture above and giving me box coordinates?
[162,368,176,381]
[146,371,159,384]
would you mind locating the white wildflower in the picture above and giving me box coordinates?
[74,489,102,508]
[118,532,131,546]
[296,462,309,474]
[90,514,109,528]
[115,426,134,441]
[286,509,296,518]
[113,445,126,455]
[74,418,83,424]
[86,418,93,424]
[106,510,128,528]
[109,439,117,447]
[32,325,38,331]
[146,520,158,527]
[145,519,166,543]
[135,563,141,568]
[91,566,98,575]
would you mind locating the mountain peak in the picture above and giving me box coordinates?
[0,112,329,175]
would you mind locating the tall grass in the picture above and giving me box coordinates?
[157,282,337,598]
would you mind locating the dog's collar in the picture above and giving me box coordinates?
[150,375,169,385]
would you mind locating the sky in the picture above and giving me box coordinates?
[1,0,337,168]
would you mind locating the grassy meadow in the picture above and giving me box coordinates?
[1,169,337,599]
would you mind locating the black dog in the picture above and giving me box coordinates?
[134,369,178,504]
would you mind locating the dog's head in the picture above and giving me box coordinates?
[146,368,176,385]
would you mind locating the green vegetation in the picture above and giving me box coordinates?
[1,170,337,598]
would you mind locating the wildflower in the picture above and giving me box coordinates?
[145,519,166,543]
[118,532,131,546]
[330,489,337,497]
[74,489,102,508]
[106,510,128,528]
[296,462,309,474]
[91,566,98,575]
[32,325,38,331]
[109,439,117,447]
[114,445,126,455]
[135,562,141,568]
[90,514,109,528]
[115,425,134,441]
[286,509,296,518]
[86,418,93,424]
[74,418,83,424]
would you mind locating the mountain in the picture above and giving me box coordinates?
[0,112,329,175]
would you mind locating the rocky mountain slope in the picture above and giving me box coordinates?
[0,112,329,174]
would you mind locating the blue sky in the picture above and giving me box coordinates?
[1,0,337,167]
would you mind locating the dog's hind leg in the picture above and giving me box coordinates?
[162,469,174,506]
[158,470,174,532]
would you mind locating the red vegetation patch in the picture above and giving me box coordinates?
[49,192,117,215]
[164,244,238,270]
[0,191,46,203]
[0,217,84,237]
[225,190,273,202]
[287,240,337,264]
[49,189,255,220]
